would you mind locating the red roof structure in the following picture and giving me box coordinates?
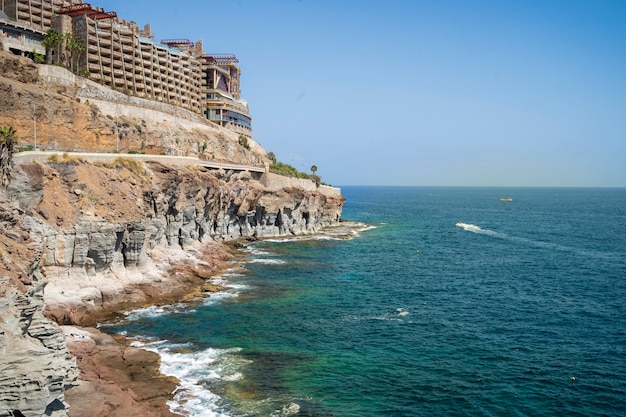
[202,54,239,64]
[58,3,117,20]
[161,39,195,49]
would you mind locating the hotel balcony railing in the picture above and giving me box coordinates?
[208,98,250,114]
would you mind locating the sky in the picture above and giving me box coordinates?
[92,0,626,187]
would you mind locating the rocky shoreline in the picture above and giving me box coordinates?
[56,241,238,417]
[0,157,345,417]
[0,51,347,416]
[55,222,365,417]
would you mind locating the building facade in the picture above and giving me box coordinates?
[2,0,81,30]
[57,4,203,113]
[0,0,252,136]
[202,53,252,138]
[0,9,45,57]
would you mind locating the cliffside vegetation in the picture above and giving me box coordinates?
[267,152,323,186]
[0,125,16,188]
[41,29,86,74]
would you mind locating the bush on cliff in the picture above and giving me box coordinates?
[48,153,85,164]
[93,157,148,181]
[270,162,308,179]
[0,125,16,188]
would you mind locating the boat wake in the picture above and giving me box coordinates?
[454,222,618,260]
[455,222,498,236]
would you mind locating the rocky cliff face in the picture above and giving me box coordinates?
[0,157,343,416]
[0,50,344,417]
[0,197,78,417]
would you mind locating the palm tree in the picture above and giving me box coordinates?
[41,29,62,65]
[0,126,16,188]
[66,34,85,73]
[310,165,321,187]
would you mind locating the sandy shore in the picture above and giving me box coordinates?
[45,240,239,417]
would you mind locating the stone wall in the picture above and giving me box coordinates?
[37,64,268,157]
[262,172,342,197]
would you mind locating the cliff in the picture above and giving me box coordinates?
[0,52,345,416]
[0,196,78,417]
[0,50,266,164]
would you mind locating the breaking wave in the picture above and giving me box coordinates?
[131,339,245,417]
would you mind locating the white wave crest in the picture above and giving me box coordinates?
[455,222,498,236]
[123,303,189,321]
[133,340,245,417]
[246,258,286,265]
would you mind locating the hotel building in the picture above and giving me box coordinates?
[0,0,252,137]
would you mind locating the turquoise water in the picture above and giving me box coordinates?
[107,187,626,416]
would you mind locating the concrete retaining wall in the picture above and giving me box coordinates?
[263,172,341,196]
[39,65,84,87]
[33,66,342,197]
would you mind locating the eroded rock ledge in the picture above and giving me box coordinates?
[0,158,344,417]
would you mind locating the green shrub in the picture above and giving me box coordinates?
[238,135,250,150]
[269,162,312,179]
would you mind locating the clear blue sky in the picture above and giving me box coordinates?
[94,0,626,187]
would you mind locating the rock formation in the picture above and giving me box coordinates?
[0,51,344,416]
[0,153,343,416]
[0,196,78,417]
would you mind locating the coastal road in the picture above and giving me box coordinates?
[13,151,266,173]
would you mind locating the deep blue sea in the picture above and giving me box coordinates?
[105,187,626,417]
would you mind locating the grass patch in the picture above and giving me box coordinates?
[93,157,147,178]
[48,153,85,164]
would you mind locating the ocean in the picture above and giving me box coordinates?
[104,186,626,417]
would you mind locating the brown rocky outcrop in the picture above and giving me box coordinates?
[0,50,267,165]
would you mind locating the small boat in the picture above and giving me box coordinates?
[499,198,513,202]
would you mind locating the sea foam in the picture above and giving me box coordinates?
[132,339,245,417]
[123,303,191,321]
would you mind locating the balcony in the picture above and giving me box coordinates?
[87,62,100,72]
